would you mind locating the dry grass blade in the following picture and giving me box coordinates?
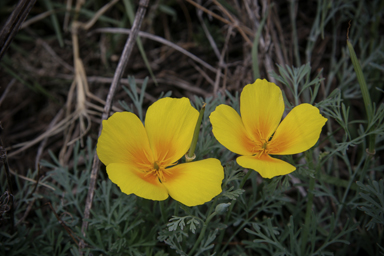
[196,4,221,60]
[46,202,79,246]
[35,109,64,170]
[90,28,220,75]
[7,110,80,157]
[82,0,120,31]
[37,39,74,72]
[214,26,233,96]
[20,10,54,29]
[186,0,252,44]
[53,74,158,102]
[79,0,150,252]
[211,0,252,45]
[0,79,16,106]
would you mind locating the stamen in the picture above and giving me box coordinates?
[255,140,269,158]
[262,141,268,149]
[144,161,171,183]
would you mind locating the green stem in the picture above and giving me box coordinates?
[301,175,315,254]
[219,200,262,254]
[188,212,217,256]
[336,153,366,223]
[215,170,253,252]
[186,103,206,162]
[206,196,219,218]
[173,201,180,216]
[301,152,316,254]
[159,201,166,223]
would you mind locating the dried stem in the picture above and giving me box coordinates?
[79,0,150,252]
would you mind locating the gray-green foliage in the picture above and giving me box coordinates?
[1,0,384,255]
[1,61,384,255]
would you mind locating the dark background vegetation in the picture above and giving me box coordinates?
[0,0,383,255]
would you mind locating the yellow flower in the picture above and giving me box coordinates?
[209,79,327,178]
[97,97,224,206]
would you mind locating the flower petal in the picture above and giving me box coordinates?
[240,79,285,141]
[209,104,255,155]
[269,103,327,155]
[107,163,168,200]
[237,155,295,178]
[162,159,224,206]
[145,98,199,166]
[97,112,154,167]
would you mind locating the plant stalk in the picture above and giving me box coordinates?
[188,212,217,255]
[186,103,206,162]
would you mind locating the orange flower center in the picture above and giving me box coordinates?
[144,161,171,183]
[251,139,270,158]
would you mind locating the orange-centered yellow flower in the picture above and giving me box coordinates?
[97,97,224,206]
[210,79,327,178]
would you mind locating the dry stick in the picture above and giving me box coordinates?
[20,10,54,29]
[36,109,64,170]
[186,0,253,38]
[82,0,120,31]
[8,168,55,190]
[55,74,157,102]
[211,0,252,45]
[46,202,79,246]
[272,5,289,64]
[189,60,215,87]
[90,28,219,74]
[79,0,149,252]
[196,0,221,60]
[55,73,209,100]
[0,0,37,60]
[270,19,286,66]
[16,164,42,227]
[0,78,16,106]
[243,0,276,83]
[213,26,233,96]
[37,39,74,72]
[7,110,80,157]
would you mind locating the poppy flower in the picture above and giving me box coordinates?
[209,79,327,178]
[97,97,224,206]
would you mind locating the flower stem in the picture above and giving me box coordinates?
[301,152,316,253]
[188,211,217,256]
[159,201,166,223]
[186,103,206,162]
[301,175,315,253]
[215,170,253,252]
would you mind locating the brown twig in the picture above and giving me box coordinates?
[211,0,252,45]
[0,0,37,60]
[16,165,41,227]
[46,202,79,246]
[186,0,252,44]
[196,1,221,60]
[79,0,150,252]
[189,60,215,87]
[20,10,54,29]
[213,26,233,96]
[0,79,16,106]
